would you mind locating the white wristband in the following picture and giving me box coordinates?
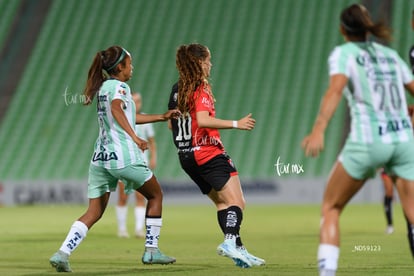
[232,120,238,129]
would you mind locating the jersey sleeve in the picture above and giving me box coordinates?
[168,82,178,109]
[112,81,130,103]
[328,46,350,77]
[194,85,213,112]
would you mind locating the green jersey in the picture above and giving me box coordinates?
[329,42,414,144]
[91,79,142,169]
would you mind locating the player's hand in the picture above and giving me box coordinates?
[134,137,148,152]
[163,109,181,120]
[237,113,256,130]
[301,130,324,157]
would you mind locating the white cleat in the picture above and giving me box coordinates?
[237,247,265,266]
[385,225,394,235]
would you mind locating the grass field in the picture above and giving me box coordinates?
[1,204,414,275]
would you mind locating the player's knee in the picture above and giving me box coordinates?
[118,197,128,205]
[321,202,343,217]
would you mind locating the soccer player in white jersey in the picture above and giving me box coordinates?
[116,93,156,238]
[49,46,178,272]
[302,4,414,276]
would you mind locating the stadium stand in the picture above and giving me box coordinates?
[4,0,403,183]
[0,0,21,47]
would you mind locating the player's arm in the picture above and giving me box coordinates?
[136,110,180,124]
[302,74,347,157]
[112,99,147,151]
[405,81,414,97]
[196,111,255,130]
[147,136,157,169]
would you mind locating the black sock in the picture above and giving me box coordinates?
[384,196,393,226]
[405,215,414,258]
[217,209,227,233]
[224,206,243,240]
[236,234,243,247]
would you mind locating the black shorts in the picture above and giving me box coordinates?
[179,152,238,194]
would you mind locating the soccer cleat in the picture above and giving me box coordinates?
[217,240,252,268]
[385,225,394,235]
[118,229,130,238]
[237,247,265,266]
[49,250,72,272]
[142,247,176,265]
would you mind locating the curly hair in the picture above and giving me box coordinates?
[176,43,211,114]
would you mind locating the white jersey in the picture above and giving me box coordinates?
[329,42,414,144]
[91,79,142,169]
[135,117,155,162]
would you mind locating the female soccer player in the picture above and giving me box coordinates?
[302,4,414,276]
[49,46,176,272]
[169,43,265,268]
[116,93,156,239]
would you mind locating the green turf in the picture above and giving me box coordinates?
[0,204,413,275]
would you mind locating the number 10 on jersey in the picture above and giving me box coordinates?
[176,117,192,141]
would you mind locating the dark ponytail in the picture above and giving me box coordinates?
[83,45,128,105]
[340,4,391,42]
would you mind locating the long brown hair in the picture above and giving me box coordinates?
[176,43,211,114]
[340,4,391,42]
[83,46,128,105]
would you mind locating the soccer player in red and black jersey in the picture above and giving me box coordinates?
[168,44,265,268]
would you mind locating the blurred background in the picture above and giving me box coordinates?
[0,0,412,205]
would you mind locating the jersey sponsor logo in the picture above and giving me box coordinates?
[201,96,212,108]
[194,135,223,147]
[118,89,126,95]
[177,146,200,153]
[97,105,107,112]
[178,141,190,147]
[378,119,411,136]
[92,151,118,161]
[97,95,107,102]
[367,69,396,81]
[356,54,396,66]
[97,95,108,112]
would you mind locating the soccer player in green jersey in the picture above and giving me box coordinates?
[50,46,177,272]
[116,93,156,239]
[302,4,414,276]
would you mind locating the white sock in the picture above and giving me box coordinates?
[59,221,88,255]
[116,206,128,232]
[318,244,339,272]
[135,206,146,233]
[224,234,236,245]
[145,218,162,248]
